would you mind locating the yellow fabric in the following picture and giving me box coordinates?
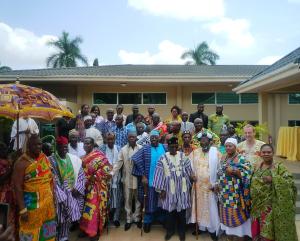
[19,153,56,241]
[276,127,300,161]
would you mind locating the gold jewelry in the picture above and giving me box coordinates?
[19,208,28,215]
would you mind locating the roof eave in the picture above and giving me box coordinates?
[233,63,299,93]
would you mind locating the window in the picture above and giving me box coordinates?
[143,93,166,104]
[118,93,142,104]
[93,93,117,104]
[192,93,215,104]
[241,93,258,104]
[288,120,300,127]
[216,92,239,104]
[289,93,300,104]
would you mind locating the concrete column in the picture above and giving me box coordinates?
[274,94,281,143]
[176,85,182,107]
[258,92,269,142]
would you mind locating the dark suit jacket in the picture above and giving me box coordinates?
[189,112,208,128]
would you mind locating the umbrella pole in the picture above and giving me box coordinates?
[17,112,19,151]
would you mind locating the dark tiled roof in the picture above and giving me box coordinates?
[241,46,300,85]
[0,65,267,78]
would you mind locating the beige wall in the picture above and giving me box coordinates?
[74,84,259,122]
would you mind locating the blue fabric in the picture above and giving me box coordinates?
[126,122,146,133]
[150,130,159,136]
[132,144,167,213]
[115,126,128,148]
[149,144,165,187]
[144,209,166,224]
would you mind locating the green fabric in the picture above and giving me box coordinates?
[208,113,230,136]
[250,162,297,241]
[55,153,75,189]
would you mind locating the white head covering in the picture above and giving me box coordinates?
[83,115,92,121]
[225,137,238,147]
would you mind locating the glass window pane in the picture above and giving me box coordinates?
[216,92,239,104]
[241,93,258,104]
[143,93,166,104]
[289,93,300,104]
[192,93,215,104]
[93,93,117,104]
[118,93,142,104]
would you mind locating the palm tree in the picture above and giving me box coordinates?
[181,41,219,65]
[46,31,88,68]
[0,62,12,73]
[93,58,99,66]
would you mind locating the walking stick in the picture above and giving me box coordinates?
[194,181,199,240]
[141,184,148,236]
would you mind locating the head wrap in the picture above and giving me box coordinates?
[83,115,92,121]
[127,126,137,135]
[197,132,212,140]
[69,129,79,137]
[167,136,178,145]
[56,136,68,145]
[225,137,238,147]
[150,130,160,136]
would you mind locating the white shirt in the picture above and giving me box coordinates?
[10,117,39,151]
[68,142,86,158]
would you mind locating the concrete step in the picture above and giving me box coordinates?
[296,201,300,214]
[296,214,300,221]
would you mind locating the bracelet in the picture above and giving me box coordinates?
[19,208,28,215]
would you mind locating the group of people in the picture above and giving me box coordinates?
[0,103,297,241]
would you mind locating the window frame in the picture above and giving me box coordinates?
[92,92,167,105]
[288,93,300,105]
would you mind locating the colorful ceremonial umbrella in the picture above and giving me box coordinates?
[0,82,74,149]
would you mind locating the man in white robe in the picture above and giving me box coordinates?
[189,132,221,241]
[68,129,85,158]
[83,115,103,147]
[10,115,39,152]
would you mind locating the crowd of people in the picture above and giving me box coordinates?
[0,103,298,241]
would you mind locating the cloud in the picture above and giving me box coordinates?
[128,0,225,21]
[206,18,255,48]
[0,22,57,69]
[257,55,282,65]
[118,40,186,64]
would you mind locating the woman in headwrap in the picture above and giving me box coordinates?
[216,138,252,240]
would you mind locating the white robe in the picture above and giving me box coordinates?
[189,147,221,235]
[10,117,39,151]
[68,142,86,158]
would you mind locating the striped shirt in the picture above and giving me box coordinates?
[153,151,192,212]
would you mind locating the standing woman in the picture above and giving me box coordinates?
[217,138,252,240]
[79,137,112,241]
[250,144,297,241]
[91,105,104,124]
[164,105,182,125]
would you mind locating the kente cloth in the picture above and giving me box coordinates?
[153,151,192,212]
[250,161,297,241]
[99,144,123,209]
[54,153,75,189]
[49,154,85,241]
[132,144,167,213]
[237,140,265,167]
[217,153,252,231]
[10,117,39,151]
[207,113,230,136]
[189,147,221,234]
[80,150,112,237]
[18,153,56,241]
[0,158,17,237]
[152,122,168,137]
[192,128,220,148]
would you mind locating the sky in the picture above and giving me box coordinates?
[0,0,300,69]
